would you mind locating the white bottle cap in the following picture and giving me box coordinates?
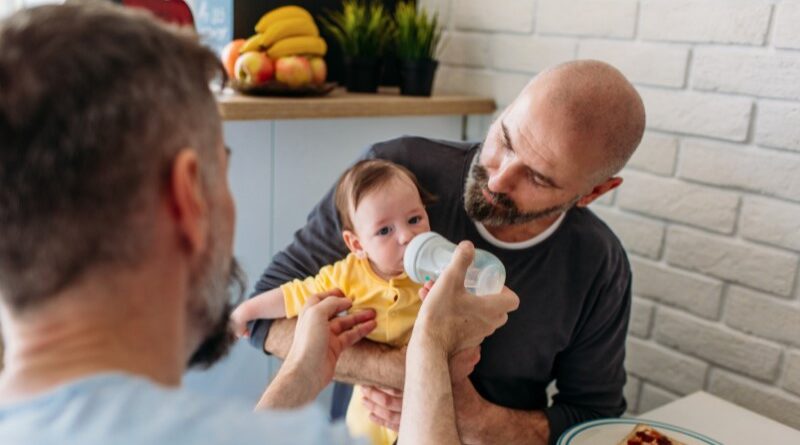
[403,231,444,284]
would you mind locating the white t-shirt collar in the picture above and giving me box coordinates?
[473,212,566,250]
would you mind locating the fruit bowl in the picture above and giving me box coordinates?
[230,80,336,97]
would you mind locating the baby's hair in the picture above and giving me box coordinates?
[334,159,436,231]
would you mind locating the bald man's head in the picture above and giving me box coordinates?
[517,60,645,182]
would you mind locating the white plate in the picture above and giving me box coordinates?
[557,418,724,445]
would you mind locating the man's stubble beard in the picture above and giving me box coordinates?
[186,208,246,370]
[463,148,580,227]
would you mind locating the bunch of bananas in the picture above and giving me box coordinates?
[240,6,328,60]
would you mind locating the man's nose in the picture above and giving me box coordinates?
[487,157,520,194]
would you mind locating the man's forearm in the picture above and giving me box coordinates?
[334,340,405,389]
[255,366,317,410]
[454,380,550,445]
[399,334,460,445]
[264,317,406,389]
[471,403,550,445]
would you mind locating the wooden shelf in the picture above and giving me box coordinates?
[217,87,496,121]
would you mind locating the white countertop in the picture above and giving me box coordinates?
[639,391,800,444]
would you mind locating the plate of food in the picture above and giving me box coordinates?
[557,419,723,445]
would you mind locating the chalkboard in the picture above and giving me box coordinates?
[190,0,233,55]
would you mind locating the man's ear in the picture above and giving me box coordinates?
[168,149,209,254]
[576,177,623,208]
[342,230,366,258]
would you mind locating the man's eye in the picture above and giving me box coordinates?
[529,174,547,188]
[376,227,392,236]
[408,216,422,225]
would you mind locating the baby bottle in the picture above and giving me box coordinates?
[403,232,506,296]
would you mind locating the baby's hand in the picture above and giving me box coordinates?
[229,307,250,338]
[418,279,436,301]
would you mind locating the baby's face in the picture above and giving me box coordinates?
[350,175,431,279]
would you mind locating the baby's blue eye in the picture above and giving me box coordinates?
[408,216,422,225]
[376,226,392,236]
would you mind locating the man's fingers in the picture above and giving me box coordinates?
[336,319,377,348]
[302,288,346,308]
[304,294,352,319]
[495,286,520,312]
[368,413,400,432]
[362,385,404,410]
[439,241,475,286]
[362,397,402,422]
[329,309,376,334]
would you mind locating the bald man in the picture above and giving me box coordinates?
[251,60,646,444]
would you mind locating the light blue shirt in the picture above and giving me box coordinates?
[0,372,360,445]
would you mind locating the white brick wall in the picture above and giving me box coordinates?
[693,48,800,101]
[639,0,771,45]
[665,226,798,297]
[577,41,688,88]
[438,32,490,68]
[709,370,800,430]
[629,298,654,338]
[630,257,722,319]
[725,286,800,347]
[639,88,752,142]
[655,307,782,381]
[626,132,678,176]
[537,0,638,39]
[740,196,800,253]
[616,170,739,233]
[757,100,800,152]
[626,337,708,394]
[491,35,576,73]
[774,1,800,50]
[592,207,664,259]
[454,0,535,33]
[429,0,800,428]
[679,140,800,202]
[784,351,800,397]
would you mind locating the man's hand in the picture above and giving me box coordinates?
[283,290,377,393]
[362,346,481,432]
[416,241,520,355]
[257,290,376,410]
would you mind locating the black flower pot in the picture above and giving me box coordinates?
[344,56,383,93]
[399,58,439,97]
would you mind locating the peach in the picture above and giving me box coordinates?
[234,51,274,86]
[221,39,246,79]
[275,56,312,88]
[309,57,327,85]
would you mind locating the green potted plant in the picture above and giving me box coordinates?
[394,1,442,96]
[321,0,394,93]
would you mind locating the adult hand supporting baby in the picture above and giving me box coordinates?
[256,291,377,410]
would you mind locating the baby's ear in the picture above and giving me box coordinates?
[342,230,364,257]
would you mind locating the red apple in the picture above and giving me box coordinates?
[234,52,274,86]
[309,57,327,85]
[275,56,312,88]
[221,39,246,79]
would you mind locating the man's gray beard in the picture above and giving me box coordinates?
[186,219,246,370]
[463,150,579,226]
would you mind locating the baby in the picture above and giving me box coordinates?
[230,159,434,445]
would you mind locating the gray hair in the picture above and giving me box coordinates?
[0,3,224,312]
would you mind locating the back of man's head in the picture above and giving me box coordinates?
[0,4,223,313]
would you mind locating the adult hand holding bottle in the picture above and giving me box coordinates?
[399,241,519,445]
